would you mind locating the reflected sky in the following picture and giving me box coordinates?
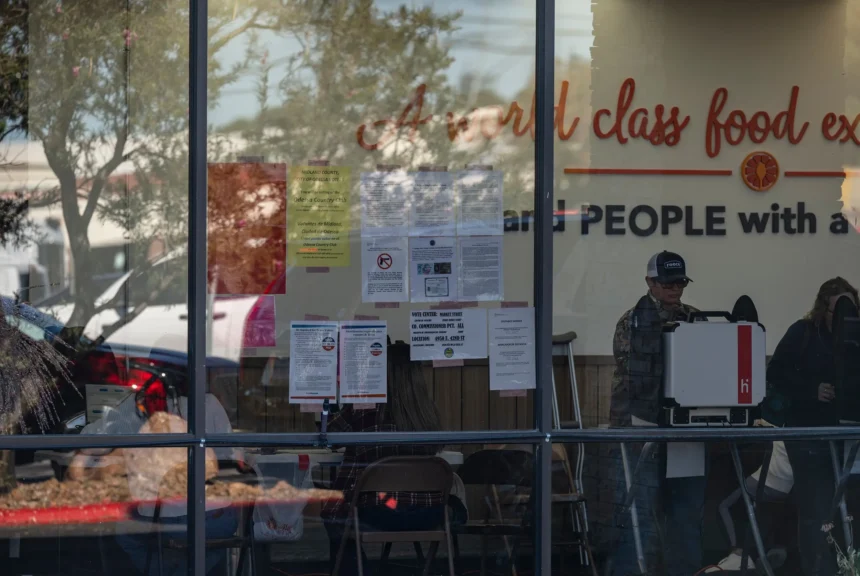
[210,0,594,127]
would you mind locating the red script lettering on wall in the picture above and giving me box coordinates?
[356,80,858,158]
[593,78,689,146]
[705,86,808,159]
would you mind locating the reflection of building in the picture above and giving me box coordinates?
[0,140,133,301]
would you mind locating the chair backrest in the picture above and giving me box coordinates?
[457,449,534,488]
[353,456,454,497]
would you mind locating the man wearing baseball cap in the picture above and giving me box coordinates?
[603,251,703,576]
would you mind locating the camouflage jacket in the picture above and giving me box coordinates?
[609,294,698,426]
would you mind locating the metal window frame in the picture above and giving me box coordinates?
[534,1,556,575]
[6,1,860,574]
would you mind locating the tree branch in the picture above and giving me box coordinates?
[81,139,134,229]
[209,9,275,54]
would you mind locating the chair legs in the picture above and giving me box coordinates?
[422,542,439,576]
[444,510,456,576]
[379,542,393,573]
[333,513,457,576]
[576,502,599,576]
[332,518,351,576]
[413,542,425,564]
[353,516,364,576]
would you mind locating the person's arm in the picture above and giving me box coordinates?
[612,312,632,376]
[612,310,635,394]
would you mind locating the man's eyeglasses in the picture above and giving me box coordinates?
[657,279,689,289]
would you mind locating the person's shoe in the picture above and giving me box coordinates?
[704,551,756,572]
[765,547,788,570]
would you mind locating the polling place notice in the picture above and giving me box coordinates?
[288,166,351,266]
[339,321,388,403]
[489,308,536,391]
[288,321,339,403]
[410,308,488,361]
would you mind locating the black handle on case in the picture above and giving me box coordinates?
[688,310,732,322]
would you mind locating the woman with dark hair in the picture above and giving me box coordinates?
[767,277,859,576]
[321,341,444,576]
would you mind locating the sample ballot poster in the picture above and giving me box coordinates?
[459,236,504,301]
[288,166,351,267]
[339,321,388,403]
[360,171,410,238]
[457,170,504,236]
[362,237,408,302]
[409,171,455,236]
[489,308,536,390]
[288,321,339,403]
[410,308,488,361]
[410,237,458,302]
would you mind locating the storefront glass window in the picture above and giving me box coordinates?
[205,0,539,434]
[0,0,192,441]
[551,1,860,575]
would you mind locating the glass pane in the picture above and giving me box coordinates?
[210,443,536,576]
[1,447,192,575]
[553,439,860,576]
[206,1,539,433]
[0,1,190,436]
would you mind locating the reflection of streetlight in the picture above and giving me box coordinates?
[840,167,860,232]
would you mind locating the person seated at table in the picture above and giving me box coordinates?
[71,380,242,576]
[321,340,445,576]
[706,440,792,573]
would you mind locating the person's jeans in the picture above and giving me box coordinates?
[606,443,706,576]
[116,507,240,576]
[324,504,445,576]
[785,441,838,576]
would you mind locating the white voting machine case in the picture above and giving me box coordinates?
[663,320,766,426]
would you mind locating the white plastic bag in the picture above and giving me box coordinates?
[252,463,313,542]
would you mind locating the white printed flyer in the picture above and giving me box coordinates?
[456,170,504,236]
[339,321,388,403]
[409,237,459,302]
[288,321,339,404]
[489,308,536,391]
[409,308,488,361]
[459,236,504,301]
[362,237,409,302]
[360,171,411,238]
[410,171,455,236]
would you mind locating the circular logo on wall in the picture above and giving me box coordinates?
[370,342,383,356]
[444,348,454,358]
[321,336,336,351]
[741,151,779,192]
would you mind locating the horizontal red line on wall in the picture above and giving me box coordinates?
[784,171,860,178]
[564,168,733,176]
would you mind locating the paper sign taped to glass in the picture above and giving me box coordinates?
[288,321,339,404]
[410,308,488,361]
[288,166,351,267]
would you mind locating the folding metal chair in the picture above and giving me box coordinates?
[332,456,456,576]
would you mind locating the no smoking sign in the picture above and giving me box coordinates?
[377,253,393,269]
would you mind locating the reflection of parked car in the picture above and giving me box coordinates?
[41,253,259,363]
[4,297,239,469]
